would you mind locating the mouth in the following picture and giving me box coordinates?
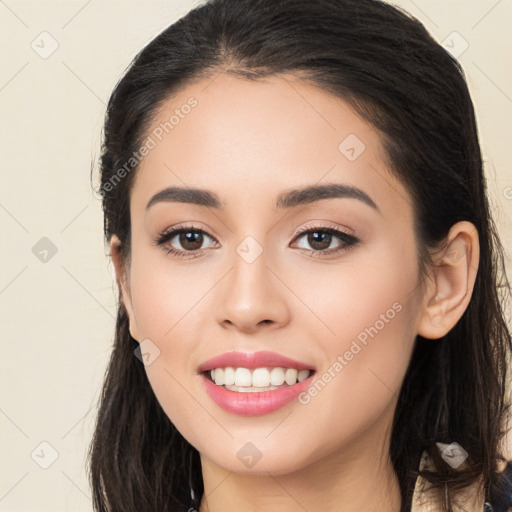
[203,366,315,392]
[198,351,316,415]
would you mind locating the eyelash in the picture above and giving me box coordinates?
[153,223,360,259]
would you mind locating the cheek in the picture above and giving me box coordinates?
[295,243,419,426]
[125,223,422,472]
[288,235,418,348]
[127,246,225,431]
[129,244,213,341]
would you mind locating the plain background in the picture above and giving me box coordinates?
[0,1,511,510]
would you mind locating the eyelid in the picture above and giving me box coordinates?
[156,223,219,244]
[156,222,355,244]
[154,221,360,259]
[152,223,219,255]
[289,223,360,256]
[292,222,356,239]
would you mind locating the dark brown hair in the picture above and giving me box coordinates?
[88,0,512,510]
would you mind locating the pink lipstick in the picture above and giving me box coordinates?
[198,351,316,416]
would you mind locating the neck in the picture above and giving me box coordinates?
[199,412,402,512]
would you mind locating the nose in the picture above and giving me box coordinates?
[216,245,291,334]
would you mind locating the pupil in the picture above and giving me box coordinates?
[308,232,331,251]
[180,231,203,250]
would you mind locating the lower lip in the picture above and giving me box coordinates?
[201,373,314,416]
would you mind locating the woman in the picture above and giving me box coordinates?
[88,0,512,510]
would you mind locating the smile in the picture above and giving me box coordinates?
[207,366,312,391]
[198,351,316,415]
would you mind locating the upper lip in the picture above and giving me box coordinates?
[198,351,315,372]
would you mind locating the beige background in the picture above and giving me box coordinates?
[0,1,511,510]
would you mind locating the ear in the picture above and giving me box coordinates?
[109,235,141,342]
[417,221,480,339]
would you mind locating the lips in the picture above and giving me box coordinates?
[198,351,316,416]
[198,350,315,372]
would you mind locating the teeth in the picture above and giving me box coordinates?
[223,367,235,386]
[284,368,297,385]
[214,368,224,386]
[270,367,285,386]
[207,367,312,388]
[235,367,252,387]
[224,384,281,392]
[298,370,310,382]
[252,368,270,387]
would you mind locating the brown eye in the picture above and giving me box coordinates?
[178,230,204,251]
[304,231,333,251]
[154,225,218,258]
[292,226,359,256]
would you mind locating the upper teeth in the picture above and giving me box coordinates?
[210,367,311,387]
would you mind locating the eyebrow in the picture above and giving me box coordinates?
[145,183,379,212]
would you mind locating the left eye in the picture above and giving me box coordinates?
[291,227,359,254]
[154,225,359,258]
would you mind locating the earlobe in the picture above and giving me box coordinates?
[417,221,479,340]
[109,235,140,341]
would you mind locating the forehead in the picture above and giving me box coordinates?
[131,72,411,217]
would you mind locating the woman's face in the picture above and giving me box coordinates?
[117,73,426,475]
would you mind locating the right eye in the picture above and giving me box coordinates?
[154,224,219,259]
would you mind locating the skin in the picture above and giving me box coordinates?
[110,72,479,512]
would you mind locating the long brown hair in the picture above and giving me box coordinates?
[88,0,512,510]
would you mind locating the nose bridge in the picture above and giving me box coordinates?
[216,234,289,331]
